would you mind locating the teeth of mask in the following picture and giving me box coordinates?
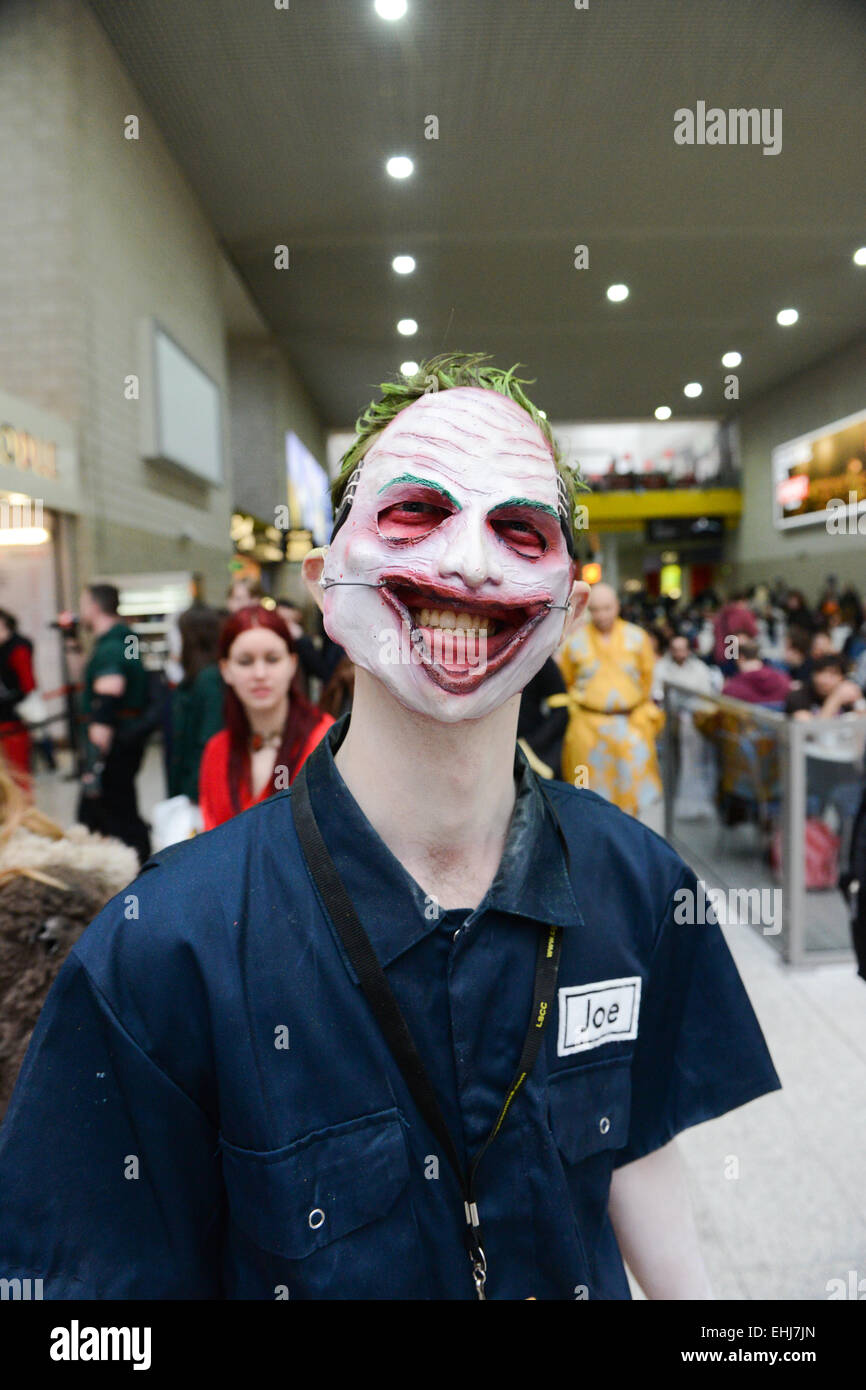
[415,608,492,632]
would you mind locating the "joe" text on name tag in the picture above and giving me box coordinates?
[557,976,642,1055]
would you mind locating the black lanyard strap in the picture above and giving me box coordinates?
[291,759,563,1300]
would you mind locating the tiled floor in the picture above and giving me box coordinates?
[33,748,866,1302]
[673,814,851,954]
[670,917,866,1301]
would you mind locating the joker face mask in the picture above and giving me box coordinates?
[313,387,580,722]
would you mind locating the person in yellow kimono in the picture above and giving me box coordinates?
[554,584,664,816]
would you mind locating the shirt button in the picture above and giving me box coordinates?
[308,1208,325,1229]
[599,1116,611,1135]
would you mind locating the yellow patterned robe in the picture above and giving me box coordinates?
[554,618,664,815]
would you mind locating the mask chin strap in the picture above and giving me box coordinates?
[319,578,385,591]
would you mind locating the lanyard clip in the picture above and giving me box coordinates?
[464,1201,487,1300]
[470,1245,487,1301]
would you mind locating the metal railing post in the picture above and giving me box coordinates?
[782,718,807,966]
[663,682,675,841]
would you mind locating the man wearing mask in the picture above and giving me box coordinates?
[0,355,779,1300]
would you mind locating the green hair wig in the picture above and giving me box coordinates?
[330,352,586,547]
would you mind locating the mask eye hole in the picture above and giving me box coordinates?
[377,499,451,541]
[490,517,548,558]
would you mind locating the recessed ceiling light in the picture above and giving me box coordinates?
[683,382,702,398]
[853,247,866,266]
[776,307,798,326]
[654,406,672,420]
[400,360,419,376]
[386,155,414,179]
[721,351,742,368]
[392,255,416,275]
[375,0,407,18]
[397,319,417,336]
[606,283,629,302]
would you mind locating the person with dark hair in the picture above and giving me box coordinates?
[654,632,716,699]
[838,587,866,664]
[785,654,866,719]
[782,626,813,684]
[278,596,346,692]
[722,634,791,707]
[75,583,151,862]
[516,657,568,779]
[783,589,815,631]
[0,608,36,792]
[197,605,332,829]
[168,606,225,802]
[274,598,304,632]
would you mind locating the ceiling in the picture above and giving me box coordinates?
[87,0,866,429]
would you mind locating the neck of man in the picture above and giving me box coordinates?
[92,612,119,637]
[334,667,520,909]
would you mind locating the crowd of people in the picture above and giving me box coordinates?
[515,576,866,827]
[69,575,340,862]
[1,571,863,864]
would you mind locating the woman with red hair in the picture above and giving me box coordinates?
[198,605,333,831]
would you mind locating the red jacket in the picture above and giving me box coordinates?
[198,713,334,831]
[722,665,791,706]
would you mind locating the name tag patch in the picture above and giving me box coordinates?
[557,976,641,1056]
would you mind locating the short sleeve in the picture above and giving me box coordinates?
[88,636,126,682]
[0,953,224,1297]
[613,866,782,1167]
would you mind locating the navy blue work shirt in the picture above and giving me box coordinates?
[0,715,780,1299]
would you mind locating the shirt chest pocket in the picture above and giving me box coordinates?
[219,1107,427,1295]
[546,1058,632,1164]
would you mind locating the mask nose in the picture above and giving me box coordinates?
[436,511,503,589]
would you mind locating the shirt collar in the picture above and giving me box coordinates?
[300,714,584,972]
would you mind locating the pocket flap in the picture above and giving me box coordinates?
[547,1060,632,1164]
[220,1108,411,1260]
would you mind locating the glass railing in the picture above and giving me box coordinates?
[661,680,865,966]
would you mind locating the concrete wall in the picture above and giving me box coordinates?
[732,336,866,599]
[0,3,83,430]
[0,0,237,603]
[228,336,326,526]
